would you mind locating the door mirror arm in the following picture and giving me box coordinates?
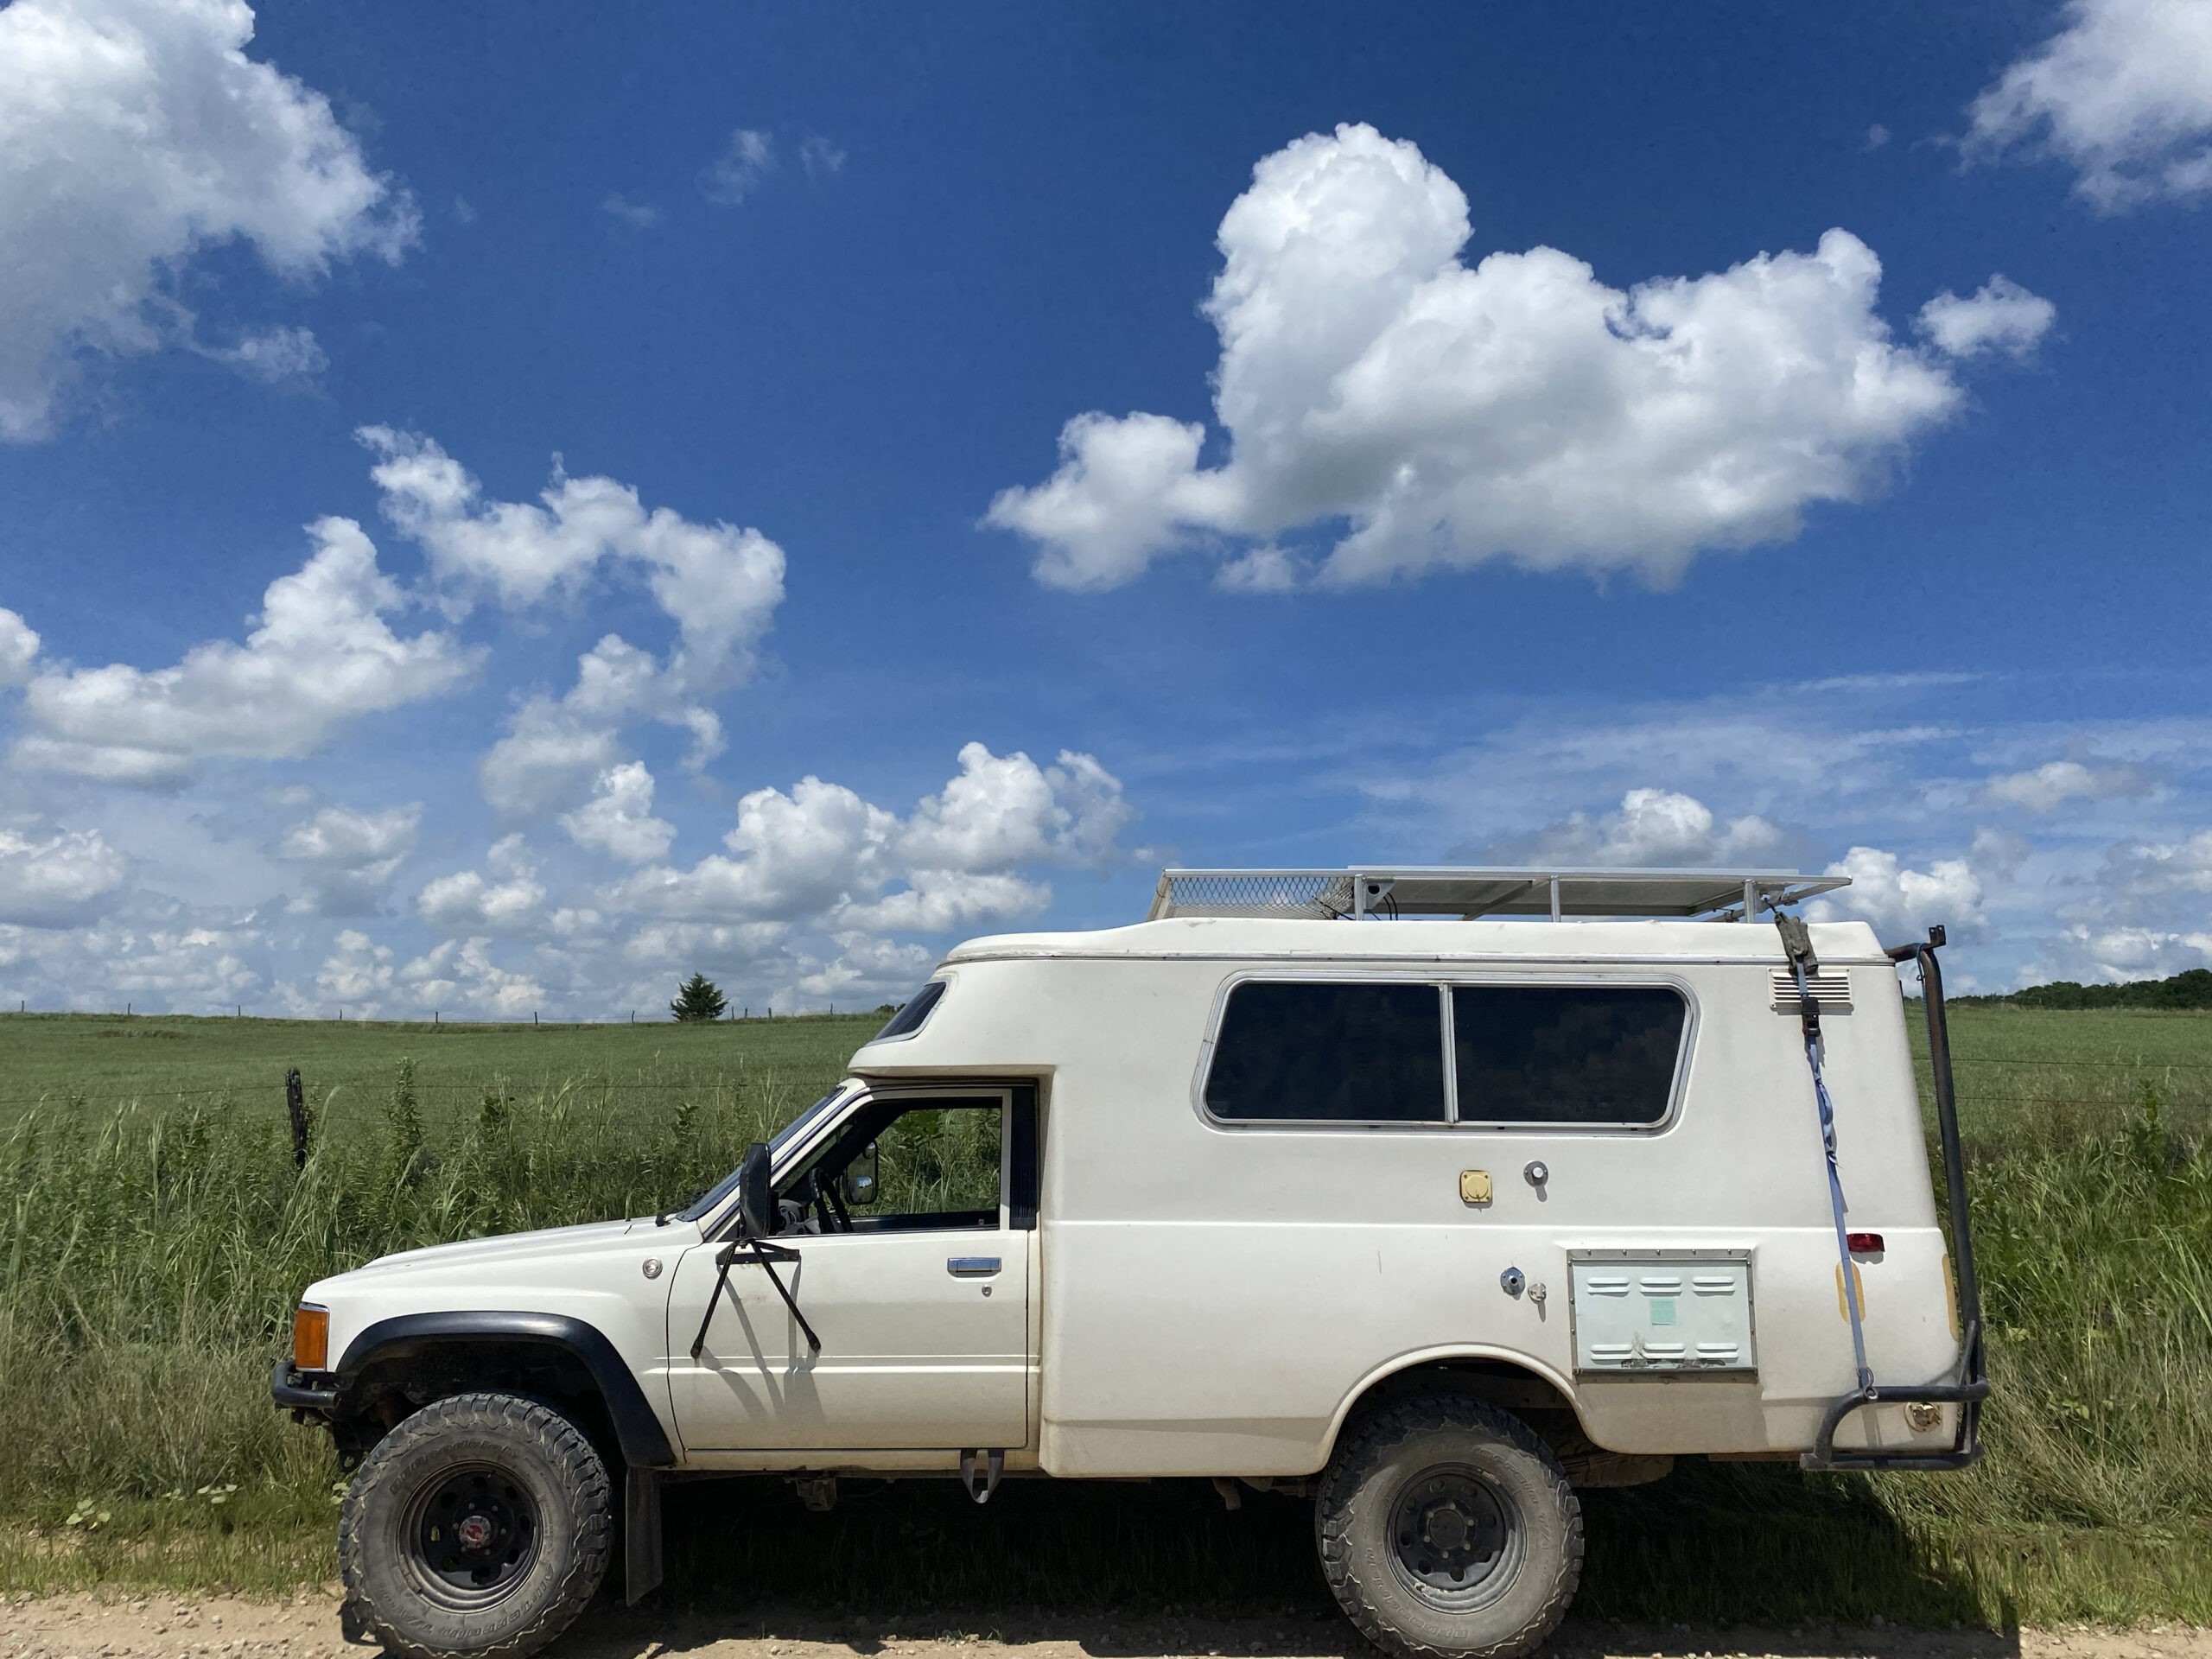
[690,1141,823,1359]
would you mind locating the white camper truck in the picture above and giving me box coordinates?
[275,868,1986,1659]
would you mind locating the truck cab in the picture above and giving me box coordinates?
[276,866,1985,1659]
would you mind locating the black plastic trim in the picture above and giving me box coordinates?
[333,1311,677,1467]
[624,1466,664,1605]
[270,1357,338,1411]
[1008,1084,1039,1230]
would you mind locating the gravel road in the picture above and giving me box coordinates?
[1,1596,2204,1659]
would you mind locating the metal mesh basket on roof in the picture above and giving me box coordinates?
[1150,871,1358,918]
[1147,867,1851,922]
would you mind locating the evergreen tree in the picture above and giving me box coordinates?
[670,973,728,1022]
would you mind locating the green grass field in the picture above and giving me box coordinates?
[0,1010,879,1135]
[0,1002,2206,1625]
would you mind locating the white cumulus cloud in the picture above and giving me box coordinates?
[1967,0,2212,209]
[199,324,327,384]
[0,825,130,925]
[702,129,774,204]
[989,124,2044,593]
[1916,276,2057,359]
[276,801,421,915]
[361,429,779,817]
[607,744,1133,931]
[416,835,547,934]
[308,927,391,1010]
[12,517,479,784]
[788,932,939,1005]
[0,608,39,685]
[361,429,785,690]
[396,935,543,1017]
[0,0,415,439]
[1812,846,1986,939]
[0,893,264,1012]
[478,635,728,818]
[899,742,1135,873]
[599,192,661,230]
[559,762,676,864]
[1473,787,1794,869]
[612,775,899,923]
[2024,824,2212,984]
[2094,826,2212,900]
[1981,759,2154,812]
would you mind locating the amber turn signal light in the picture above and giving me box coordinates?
[293,1304,329,1371]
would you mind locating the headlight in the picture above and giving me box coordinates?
[292,1304,329,1371]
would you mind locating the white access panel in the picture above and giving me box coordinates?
[1568,1250,1757,1375]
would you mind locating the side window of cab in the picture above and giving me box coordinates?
[769,1090,1039,1234]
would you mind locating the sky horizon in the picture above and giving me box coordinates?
[2,0,2209,1015]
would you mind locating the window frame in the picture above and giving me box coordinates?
[1193,969,1697,1135]
[868,975,951,1043]
[709,1083,1042,1240]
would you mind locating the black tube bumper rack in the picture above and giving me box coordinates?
[1800,926,1991,1471]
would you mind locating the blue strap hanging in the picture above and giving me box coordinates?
[1777,914,1872,1396]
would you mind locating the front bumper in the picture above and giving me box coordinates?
[270,1357,338,1414]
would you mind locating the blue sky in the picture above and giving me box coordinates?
[2,0,2209,1014]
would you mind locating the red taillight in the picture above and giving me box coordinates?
[1847,1231,1884,1255]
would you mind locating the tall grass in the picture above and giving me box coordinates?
[0,1009,2206,1624]
[1876,1082,2212,1541]
[0,1052,823,1519]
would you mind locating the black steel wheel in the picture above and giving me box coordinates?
[402,1463,542,1610]
[1317,1391,1581,1659]
[1385,1462,1525,1612]
[341,1392,611,1659]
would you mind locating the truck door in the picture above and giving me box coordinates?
[665,1089,1034,1454]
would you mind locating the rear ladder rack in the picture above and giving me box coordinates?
[1800,927,1990,1471]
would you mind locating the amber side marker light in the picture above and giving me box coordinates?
[293,1304,329,1371]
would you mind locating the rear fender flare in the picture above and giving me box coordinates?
[1322,1345,1587,1463]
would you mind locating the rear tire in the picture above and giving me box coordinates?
[1316,1392,1582,1659]
[340,1391,613,1659]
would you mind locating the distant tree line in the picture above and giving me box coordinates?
[668,973,908,1023]
[2012,967,2212,1010]
[1946,966,2212,1010]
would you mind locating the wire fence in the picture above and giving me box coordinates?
[3,1057,2207,1112]
[0,1074,775,1109]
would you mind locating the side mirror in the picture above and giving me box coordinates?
[735,1141,775,1239]
[840,1141,880,1207]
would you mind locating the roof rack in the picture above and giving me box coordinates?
[1146,867,1850,924]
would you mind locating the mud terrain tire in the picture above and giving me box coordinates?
[1316,1391,1583,1659]
[340,1391,612,1659]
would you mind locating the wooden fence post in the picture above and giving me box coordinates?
[286,1067,309,1169]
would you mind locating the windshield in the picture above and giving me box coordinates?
[676,1084,852,1222]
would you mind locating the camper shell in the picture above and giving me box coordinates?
[277,868,1985,1659]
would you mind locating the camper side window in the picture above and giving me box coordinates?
[1204,982,1446,1122]
[1451,986,1685,1126]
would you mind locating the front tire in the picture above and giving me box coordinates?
[340,1392,613,1659]
[1316,1392,1583,1659]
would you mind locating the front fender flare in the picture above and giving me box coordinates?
[335,1310,676,1468]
